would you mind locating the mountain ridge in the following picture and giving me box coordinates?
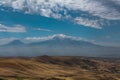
[3,34,101,47]
[0,34,119,57]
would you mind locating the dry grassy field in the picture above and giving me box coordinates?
[0,56,120,80]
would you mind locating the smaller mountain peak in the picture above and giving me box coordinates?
[7,40,24,45]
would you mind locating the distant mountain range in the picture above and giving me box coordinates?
[0,34,120,57]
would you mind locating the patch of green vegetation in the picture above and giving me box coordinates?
[73,78,96,80]
[16,78,24,80]
[0,77,5,80]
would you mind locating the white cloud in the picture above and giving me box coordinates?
[74,17,102,29]
[0,24,26,33]
[24,34,84,43]
[25,36,53,42]
[35,28,52,32]
[0,0,120,28]
[0,0,120,20]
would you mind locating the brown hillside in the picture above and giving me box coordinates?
[0,56,120,80]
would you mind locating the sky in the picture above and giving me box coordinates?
[0,0,120,47]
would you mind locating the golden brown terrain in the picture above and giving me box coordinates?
[0,56,120,80]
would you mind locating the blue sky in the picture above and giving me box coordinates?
[0,0,120,47]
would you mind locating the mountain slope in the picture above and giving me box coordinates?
[4,40,25,46]
[0,34,120,57]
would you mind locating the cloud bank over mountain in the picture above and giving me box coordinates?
[0,0,120,29]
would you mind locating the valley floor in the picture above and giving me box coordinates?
[0,56,120,80]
